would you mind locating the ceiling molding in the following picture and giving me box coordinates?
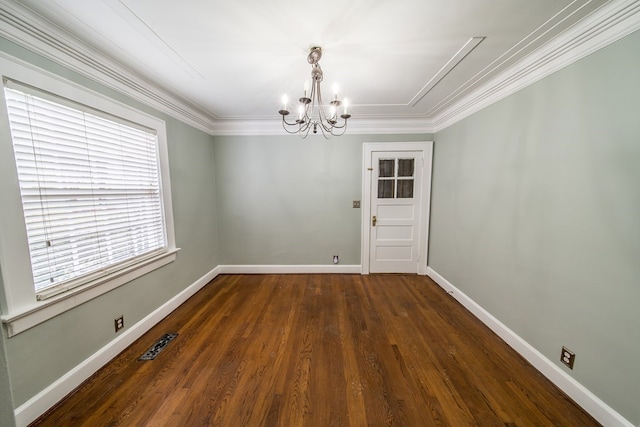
[409,37,485,107]
[210,117,435,136]
[424,0,604,118]
[0,0,638,136]
[0,0,217,134]
[432,0,640,132]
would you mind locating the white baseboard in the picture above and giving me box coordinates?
[14,266,221,427]
[218,264,361,274]
[425,267,633,427]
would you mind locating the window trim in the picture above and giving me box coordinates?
[0,54,178,337]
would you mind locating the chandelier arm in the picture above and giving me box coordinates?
[317,119,334,133]
[320,125,334,139]
[281,124,302,135]
[332,121,348,136]
[300,124,312,139]
[281,115,301,127]
[299,121,311,133]
[319,112,349,136]
[281,115,309,135]
[328,118,348,130]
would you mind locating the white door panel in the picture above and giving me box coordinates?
[376,225,413,240]
[369,150,422,273]
[377,204,414,219]
[375,246,413,261]
[362,142,433,275]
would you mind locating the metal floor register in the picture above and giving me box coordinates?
[138,333,178,361]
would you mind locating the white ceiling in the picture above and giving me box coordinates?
[6,0,610,132]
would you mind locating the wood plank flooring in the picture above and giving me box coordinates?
[31,274,599,426]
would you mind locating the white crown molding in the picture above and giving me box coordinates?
[432,0,640,132]
[0,0,217,135]
[210,117,435,136]
[426,267,634,427]
[0,0,639,136]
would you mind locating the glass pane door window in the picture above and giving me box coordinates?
[377,158,415,199]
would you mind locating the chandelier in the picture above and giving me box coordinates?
[278,47,351,138]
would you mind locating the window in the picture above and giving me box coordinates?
[377,158,415,199]
[4,81,167,297]
[0,58,176,336]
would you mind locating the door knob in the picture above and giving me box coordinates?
[372,216,377,226]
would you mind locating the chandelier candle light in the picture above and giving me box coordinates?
[279,47,351,138]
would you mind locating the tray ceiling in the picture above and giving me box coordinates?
[3,0,612,132]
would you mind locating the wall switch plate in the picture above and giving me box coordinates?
[561,346,575,369]
[114,315,124,333]
[353,200,360,208]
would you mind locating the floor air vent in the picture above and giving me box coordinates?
[138,333,178,361]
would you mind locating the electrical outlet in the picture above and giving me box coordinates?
[560,346,575,369]
[333,255,339,264]
[114,315,124,333]
[353,200,360,208]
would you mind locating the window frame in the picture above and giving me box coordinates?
[0,55,178,337]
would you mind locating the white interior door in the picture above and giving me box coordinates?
[362,142,432,274]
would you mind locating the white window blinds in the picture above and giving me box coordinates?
[4,82,167,295]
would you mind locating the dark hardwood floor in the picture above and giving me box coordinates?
[31,274,599,426]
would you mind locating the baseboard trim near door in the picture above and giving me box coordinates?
[13,266,221,427]
[217,264,362,274]
[425,267,633,427]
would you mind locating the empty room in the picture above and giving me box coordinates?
[0,1,638,426]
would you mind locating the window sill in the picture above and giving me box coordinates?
[1,248,179,337]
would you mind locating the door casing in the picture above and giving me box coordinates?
[361,141,433,275]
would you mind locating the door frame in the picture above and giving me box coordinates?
[361,141,433,275]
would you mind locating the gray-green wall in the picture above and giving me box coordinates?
[0,38,220,415]
[429,30,640,424]
[0,271,16,427]
[213,134,432,266]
